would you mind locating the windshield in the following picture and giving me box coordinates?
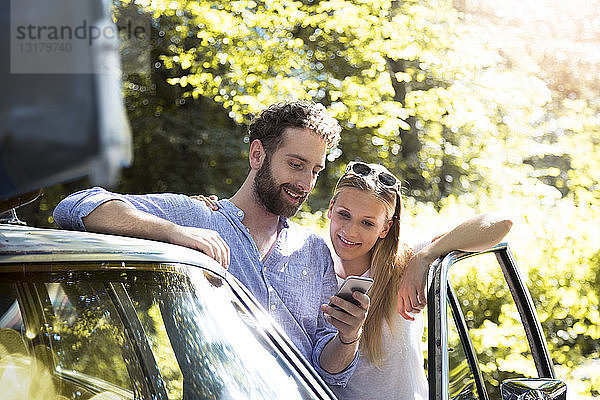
[125,266,318,400]
[0,263,324,400]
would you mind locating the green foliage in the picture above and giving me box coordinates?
[118,0,562,206]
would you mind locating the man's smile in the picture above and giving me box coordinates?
[282,186,306,203]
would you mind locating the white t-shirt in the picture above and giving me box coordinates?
[332,239,430,400]
[331,272,428,400]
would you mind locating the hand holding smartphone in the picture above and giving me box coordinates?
[330,276,373,311]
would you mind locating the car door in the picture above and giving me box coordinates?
[427,243,557,400]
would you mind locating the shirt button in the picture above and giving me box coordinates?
[302,270,307,276]
[268,286,274,291]
[270,304,276,311]
[263,267,267,272]
[237,211,243,217]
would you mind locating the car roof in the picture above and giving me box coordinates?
[0,224,225,275]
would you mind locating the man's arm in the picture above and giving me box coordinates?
[83,200,230,267]
[54,187,230,267]
[397,212,513,320]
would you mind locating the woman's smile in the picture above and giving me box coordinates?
[337,233,362,247]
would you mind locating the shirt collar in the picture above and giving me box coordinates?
[219,199,289,228]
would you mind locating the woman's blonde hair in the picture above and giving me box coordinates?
[331,165,412,366]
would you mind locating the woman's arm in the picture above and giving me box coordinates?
[397,212,513,320]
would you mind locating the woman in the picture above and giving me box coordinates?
[195,161,512,399]
[322,161,512,400]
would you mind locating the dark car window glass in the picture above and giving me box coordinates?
[0,285,24,331]
[45,282,135,397]
[447,304,479,400]
[0,280,140,400]
[0,284,38,400]
[125,267,320,400]
[132,293,184,399]
[0,283,26,372]
[448,253,538,399]
[422,309,429,380]
[0,264,325,400]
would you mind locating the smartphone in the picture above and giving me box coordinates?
[330,276,374,311]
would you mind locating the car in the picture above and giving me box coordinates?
[0,220,338,400]
[0,200,567,400]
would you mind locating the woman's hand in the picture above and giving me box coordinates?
[319,292,370,373]
[191,194,219,210]
[397,249,434,321]
[321,291,370,343]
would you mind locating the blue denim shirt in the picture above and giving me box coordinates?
[53,187,357,386]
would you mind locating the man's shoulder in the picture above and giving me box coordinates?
[144,193,226,229]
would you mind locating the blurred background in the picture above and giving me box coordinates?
[16,0,599,397]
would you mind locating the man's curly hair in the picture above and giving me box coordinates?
[248,100,341,154]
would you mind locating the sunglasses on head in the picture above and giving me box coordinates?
[344,161,399,190]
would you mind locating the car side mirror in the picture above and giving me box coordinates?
[501,378,566,400]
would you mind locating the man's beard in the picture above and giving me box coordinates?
[253,157,307,218]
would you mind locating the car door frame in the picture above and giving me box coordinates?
[427,243,556,400]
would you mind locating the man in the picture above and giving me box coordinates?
[54,100,368,386]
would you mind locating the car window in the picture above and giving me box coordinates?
[447,252,538,399]
[125,267,321,400]
[45,282,138,397]
[422,310,429,381]
[0,279,144,400]
[0,284,24,331]
[0,264,326,400]
[447,303,480,400]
